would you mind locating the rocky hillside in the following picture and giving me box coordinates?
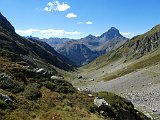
[56,27,127,66]
[0,13,74,71]
[124,24,160,60]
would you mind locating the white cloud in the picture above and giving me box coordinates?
[86,21,93,24]
[77,21,93,25]
[66,13,77,18]
[16,29,81,38]
[44,1,70,12]
[120,32,131,35]
[65,31,80,35]
[16,29,40,34]
[120,32,132,38]
[40,29,65,36]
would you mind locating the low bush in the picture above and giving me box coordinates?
[0,78,24,93]
[24,84,42,100]
[0,100,7,109]
[43,79,76,94]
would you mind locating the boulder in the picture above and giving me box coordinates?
[94,97,109,107]
[0,93,12,103]
[0,73,11,81]
[51,75,63,80]
[78,76,82,79]
[36,68,45,74]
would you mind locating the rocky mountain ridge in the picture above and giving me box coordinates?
[56,27,127,66]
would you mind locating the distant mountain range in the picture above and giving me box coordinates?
[31,27,127,66]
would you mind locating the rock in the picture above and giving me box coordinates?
[78,76,83,79]
[51,75,63,80]
[77,88,80,91]
[33,68,53,77]
[36,68,45,74]
[94,97,109,107]
[144,113,153,120]
[0,73,11,81]
[90,78,94,81]
[152,109,157,112]
[88,94,93,97]
[0,93,12,103]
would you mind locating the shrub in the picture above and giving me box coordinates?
[0,76,24,93]
[43,79,76,94]
[0,100,7,109]
[43,81,55,91]
[24,84,42,100]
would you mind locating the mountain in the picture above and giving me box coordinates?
[99,27,125,40]
[56,27,127,66]
[79,27,127,51]
[40,37,72,50]
[0,13,74,71]
[57,40,99,66]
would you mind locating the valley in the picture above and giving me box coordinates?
[0,3,160,119]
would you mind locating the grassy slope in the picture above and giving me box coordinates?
[102,48,160,81]
[0,57,102,120]
[0,57,149,120]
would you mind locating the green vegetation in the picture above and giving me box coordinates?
[0,57,102,120]
[24,83,42,100]
[103,48,160,81]
[0,57,149,120]
[43,79,76,94]
[97,92,149,120]
[0,77,24,93]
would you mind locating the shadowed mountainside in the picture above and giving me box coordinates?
[0,13,74,71]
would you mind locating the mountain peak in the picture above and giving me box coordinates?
[0,12,15,33]
[85,34,96,39]
[100,27,124,40]
[107,27,120,35]
[87,34,95,38]
[110,27,118,30]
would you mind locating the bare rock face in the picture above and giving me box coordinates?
[122,25,160,60]
[135,32,160,56]
[0,12,15,33]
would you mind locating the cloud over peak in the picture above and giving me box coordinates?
[44,1,70,12]
[66,13,77,18]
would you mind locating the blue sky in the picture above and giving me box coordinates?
[0,0,160,39]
